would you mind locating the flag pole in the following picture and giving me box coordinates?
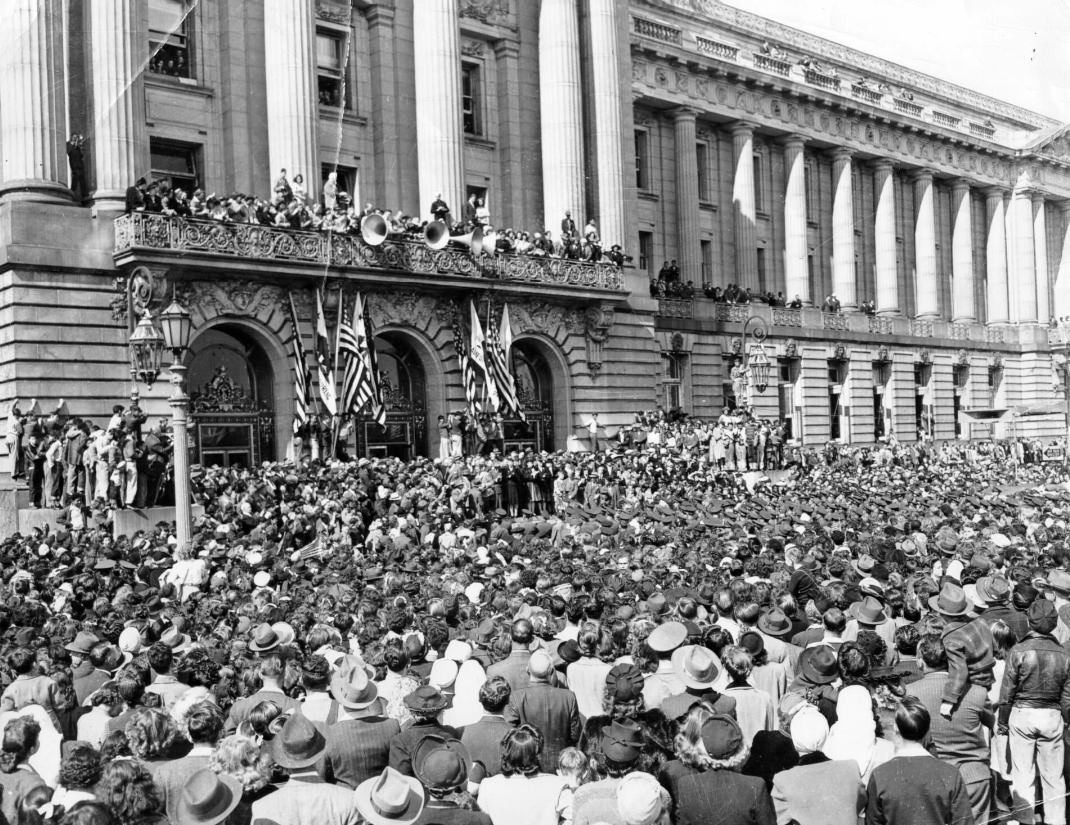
[330,283,343,460]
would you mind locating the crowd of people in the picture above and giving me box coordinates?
[0,400,1068,824]
[122,174,630,268]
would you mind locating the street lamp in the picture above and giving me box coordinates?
[731,316,771,406]
[128,311,164,387]
[159,296,194,551]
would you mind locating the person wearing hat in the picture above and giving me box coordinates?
[787,645,840,727]
[928,582,995,721]
[175,769,243,825]
[321,656,401,790]
[388,686,460,778]
[224,650,299,734]
[672,714,776,825]
[905,636,993,825]
[66,630,105,705]
[996,597,1070,825]
[410,736,490,825]
[355,767,426,825]
[771,708,864,825]
[1044,570,1070,647]
[571,720,648,823]
[975,575,1015,630]
[641,621,689,710]
[845,596,897,667]
[662,645,736,722]
[504,650,581,773]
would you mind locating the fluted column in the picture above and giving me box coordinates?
[539,0,585,234]
[731,122,758,290]
[0,0,68,201]
[89,0,145,208]
[873,160,899,315]
[830,149,857,309]
[913,170,939,318]
[1033,194,1050,324]
[588,0,625,247]
[412,0,464,218]
[1011,188,1037,323]
[1055,204,1070,321]
[264,0,319,200]
[782,136,809,305]
[950,179,976,322]
[985,188,1009,324]
[672,109,702,284]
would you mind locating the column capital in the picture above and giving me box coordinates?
[364,3,395,26]
[778,133,808,149]
[828,146,853,162]
[670,106,699,122]
[1031,191,1047,207]
[982,185,1007,201]
[1058,200,1070,217]
[950,178,971,194]
[909,167,934,183]
[729,120,757,137]
[1012,186,1039,201]
[492,37,520,59]
[870,157,896,173]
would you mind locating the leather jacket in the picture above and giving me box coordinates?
[997,631,1070,726]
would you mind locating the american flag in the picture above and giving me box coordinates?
[485,307,523,419]
[315,286,337,416]
[453,308,480,415]
[338,292,386,425]
[296,536,327,560]
[469,300,499,410]
[286,292,310,432]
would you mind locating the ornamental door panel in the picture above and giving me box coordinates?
[503,342,554,453]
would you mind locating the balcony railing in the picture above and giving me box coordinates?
[695,36,738,61]
[911,319,935,337]
[867,315,894,334]
[753,53,791,77]
[632,16,681,45]
[715,303,749,322]
[949,323,973,341]
[932,111,961,129]
[658,298,694,318]
[771,308,803,327]
[986,326,1006,344]
[114,213,627,292]
[893,98,923,117]
[822,312,849,330]
[804,68,840,91]
[850,84,882,105]
[969,122,996,140]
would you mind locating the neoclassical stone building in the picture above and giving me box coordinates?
[1,0,1068,524]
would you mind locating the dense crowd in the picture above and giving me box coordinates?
[1,407,1069,824]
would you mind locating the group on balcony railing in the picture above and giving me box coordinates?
[122,172,631,267]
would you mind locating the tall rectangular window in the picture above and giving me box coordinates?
[753,153,765,212]
[462,62,483,136]
[150,139,199,195]
[635,130,650,190]
[696,142,710,201]
[701,240,713,282]
[149,0,192,78]
[638,231,654,275]
[317,30,350,109]
[804,162,815,223]
[756,247,767,292]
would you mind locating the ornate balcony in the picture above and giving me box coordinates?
[804,68,840,91]
[893,98,923,117]
[632,16,681,45]
[695,36,738,61]
[657,298,694,318]
[771,308,803,327]
[850,84,882,105]
[753,53,791,77]
[113,213,628,297]
[822,312,849,331]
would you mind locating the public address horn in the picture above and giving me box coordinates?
[423,220,449,250]
[360,214,388,246]
[448,225,483,256]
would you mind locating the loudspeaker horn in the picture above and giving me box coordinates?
[360,214,388,246]
[424,220,449,250]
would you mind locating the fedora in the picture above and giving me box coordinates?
[603,720,644,764]
[160,625,192,652]
[355,767,425,825]
[851,555,877,577]
[853,596,887,625]
[248,623,280,653]
[928,582,972,618]
[64,631,99,657]
[176,769,242,825]
[756,608,793,638]
[271,622,296,647]
[412,735,471,793]
[403,685,450,714]
[330,656,379,710]
[798,645,839,685]
[975,576,1010,605]
[269,712,327,769]
[671,645,721,689]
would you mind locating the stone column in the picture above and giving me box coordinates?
[985,188,1009,325]
[1055,204,1070,321]
[539,0,585,232]
[0,0,68,200]
[1011,188,1037,323]
[367,5,402,209]
[673,109,702,285]
[264,0,319,200]
[412,0,464,220]
[782,136,809,305]
[950,179,976,322]
[873,160,899,315]
[1033,194,1050,324]
[588,0,625,247]
[830,149,857,309]
[913,170,939,319]
[731,122,758,290]
[89,0,145,208]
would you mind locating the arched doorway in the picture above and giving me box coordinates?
[351,332,429,459]
[505,340,556,452]
[187,327,276,468]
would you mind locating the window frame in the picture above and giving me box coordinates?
[634,128,651,191]
[148,0,194,80]
[316,27,352,111]
[752,150,766,214]
[638,231,654,275]
[149,137,201,196]
[461,61,484,137]
[696,141,710,202]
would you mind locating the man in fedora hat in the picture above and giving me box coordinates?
[176,769,243,825]
[661,645,736,721]
[321,656,401,790]
[65,630,105,704]
[1045,570,1070,646]
[928,582,994,721]
[389,686,459,778]
[252,711,361,825]
[411,736,490,825]
[355,767,425,825]
[641,621,689,710]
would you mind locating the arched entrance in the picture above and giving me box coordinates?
[187,326,276,468]
[505,340,558,452]
[351,332,429,460]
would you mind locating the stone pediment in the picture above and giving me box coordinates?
[1025,124,1070,164]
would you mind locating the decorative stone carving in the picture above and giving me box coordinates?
[459,0,509,23]
[176,280,290,321]
[461,39,485,58]
[191,365,259,414]
[918,348,932,364]
[831,344,848,362]
[582,305,615,379]
[988,353,1003,371]
[783,339,799,359]
[509,302,569,338]
[113,265,170,330]
[315,1,351,25]
[364,291,442,332]
[874,345,890,363]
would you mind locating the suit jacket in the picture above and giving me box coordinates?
[320,714,400,789]
[486,649,533,694]
[71,661,109,705]
[389,718,460,777]
[251,775,360,825]
[505,681,581,772]
[771,757,865,825]
[151,749,213,823]
[675,769,776,825]
[460,714,513,776]
[865,753,972,825]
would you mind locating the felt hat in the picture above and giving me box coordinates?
[602,720,644,764]
[269,712,327,769]
[798,645,839,685]
[355,768,425,825]
[175,769,243,825]
[605,664,645,702]
[975,576,1010,606]
[671,645,721,690]
[1028,598,1059,634]
[412,735,471,793]
[853,596,887,625]
[928,582,971,618]
[756,608,793,638]
[1047,570,1070,595]
[403,685,450,714]
[64,631,99,657]
[160,625,192,652]
[700,715,744,759]
[248,623,280,653]
[646,621,687,653]
[330,656,379,710]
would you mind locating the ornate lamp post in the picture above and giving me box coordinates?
[731,315,771,406]
[128,311,164,387]
[159,296,194,549]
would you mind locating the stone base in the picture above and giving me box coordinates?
[111,505,205,539]
[8,504,204,539]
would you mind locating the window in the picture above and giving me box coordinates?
[756,247,767,292]
[804,162,815,223]
[462,62,483,136]
[752,152,765,212]
[827,360,846,385]
[829,388,842,440]
[149,0,192,78]
[701,240,713,282]
[807,253,816,303]
[317,30,350,109]
[150,139,199,196]
[696,142,710,201]
[635,130,650,190]
[873,390,886,439]
[638,231,654,275]
[663,353,686,412]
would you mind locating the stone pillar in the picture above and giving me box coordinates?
[0,0,68,200]
[264,0,319,200]
[672,109,702,285]
[367,5,401,209]
[1033,194,1050,324]
[950,179,976,322]
[89,0,145,208]
[412,0,465,219]
[1055,204,1070,321]
[731,122,758,290]
[782,136,809,306]
[985,188,1009,325]
[1011,188,1037,323]
[830,149,857,309]
[539,0,585,232]
[913,170,939,319]
[588,0,625,247]
[873,160,899,315]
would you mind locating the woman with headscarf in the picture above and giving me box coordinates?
[821,684,894,786]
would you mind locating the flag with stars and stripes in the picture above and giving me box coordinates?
[486,306,524,420]
[315,286,337,416]
[338,292,386,425]
[286,291,310,432]
[453,308,480,415]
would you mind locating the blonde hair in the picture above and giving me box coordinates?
[210,734,273,793]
